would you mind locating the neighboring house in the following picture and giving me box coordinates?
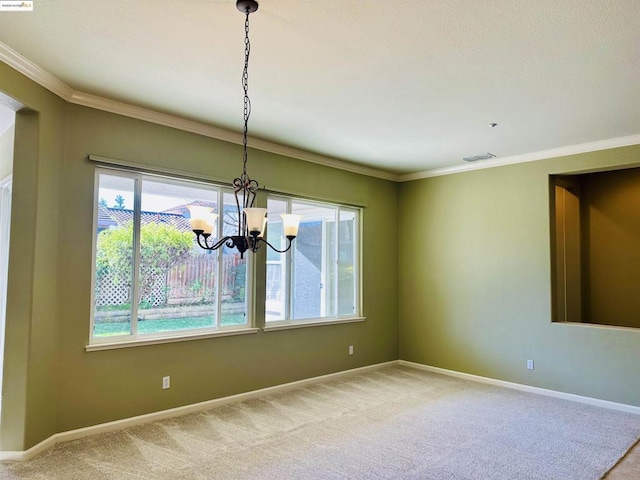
[96,205,117,233]
[162,199,216,219]
[99,206,192,232]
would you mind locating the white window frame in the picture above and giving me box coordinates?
[88,167,256,349]
[264,195,363,329]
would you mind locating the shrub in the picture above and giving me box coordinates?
[96,221,193,306]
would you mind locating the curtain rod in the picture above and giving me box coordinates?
[88,154,366,208]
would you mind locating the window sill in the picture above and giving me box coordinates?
[263,317,366,332]
[85,327,259,352]
[552,321,640,333]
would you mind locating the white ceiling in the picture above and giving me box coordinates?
[0,0,638,177]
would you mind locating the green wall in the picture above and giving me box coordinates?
[0,62,65,450]
[399,144,640,407]
[0,64,398,450]
[3,54,640,453]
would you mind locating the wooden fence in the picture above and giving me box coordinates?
[96,253,245,308]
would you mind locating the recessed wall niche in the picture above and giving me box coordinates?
[551,166,640,328]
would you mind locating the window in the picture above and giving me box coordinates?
[91,169,251,344]
[265,196,360,323]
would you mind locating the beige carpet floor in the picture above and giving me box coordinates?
[1,366,639,479]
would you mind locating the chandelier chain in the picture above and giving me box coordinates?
[241,9,251,181]
[190,0,299,259]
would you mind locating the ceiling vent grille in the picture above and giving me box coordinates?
[463,153,496,162]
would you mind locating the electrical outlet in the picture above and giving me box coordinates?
[162,376,170,389]
[527,359,534,370]
[349,345,354,355]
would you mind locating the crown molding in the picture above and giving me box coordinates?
[246,138,400,181]
[0,42,74,100]
[0,41,399,182]
[68,91,245,144]
[2,40,638,185]
[70,92,401,181]
[398,134,640,182]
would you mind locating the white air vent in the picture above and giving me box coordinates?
[463,153,496,162]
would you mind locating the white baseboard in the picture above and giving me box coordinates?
[0,360,399,462]
[399,360,640,415]
[5,359,638,462]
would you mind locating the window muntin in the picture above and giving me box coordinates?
[338,209,357,316]
[265,196,360,323]
[91,169,250,343]
[220,191,247,326]
[265,198,288,321]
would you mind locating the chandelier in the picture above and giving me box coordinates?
[189,0,300,259]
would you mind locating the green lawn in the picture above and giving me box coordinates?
[93,314,246,337]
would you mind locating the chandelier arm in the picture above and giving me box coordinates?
[256,237,294,254]
[248,236,261,253]
[195,233,234,251]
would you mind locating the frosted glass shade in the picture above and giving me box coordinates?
[201,213,217,235]
[244,207,267,235]
[258,217,268,238]
[188,205,217,233]
[281,214,301,237]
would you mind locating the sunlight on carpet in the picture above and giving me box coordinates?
[1,366,639,479]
